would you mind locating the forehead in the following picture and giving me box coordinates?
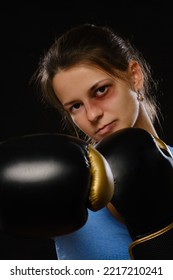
[57,64,110,79]
[53,64,111,90]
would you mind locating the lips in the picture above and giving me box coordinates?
[96,120,117,136]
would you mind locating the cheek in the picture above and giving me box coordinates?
[114,92,139,119]
[71,115,87,131]
[123,98,139,125]
[121,89,137,108]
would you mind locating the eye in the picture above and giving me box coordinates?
[96,85,108,97]
[70,102,81,112]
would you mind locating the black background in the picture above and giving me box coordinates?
[0,1,173,145]
[0,1,173,259]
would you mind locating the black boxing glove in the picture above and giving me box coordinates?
[96,127,173,259]
[0,133,114,238]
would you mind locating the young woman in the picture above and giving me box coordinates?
[35,23,173,259]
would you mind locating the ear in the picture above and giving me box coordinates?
[128,60,144,91]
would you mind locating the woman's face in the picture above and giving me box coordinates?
[52,64,142,141]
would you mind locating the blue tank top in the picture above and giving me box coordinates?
[168,145,173,155]
[54,207,132,260]
[54,145,173,260]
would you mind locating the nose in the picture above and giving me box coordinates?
[85,101,103,122]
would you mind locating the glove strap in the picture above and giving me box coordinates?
[154,136,173,158]
[129,222,173,259]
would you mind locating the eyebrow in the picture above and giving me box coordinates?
[63,100,77,107]
[63,79,108,107]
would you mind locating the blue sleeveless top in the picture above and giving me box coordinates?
[54,145,173,260]
[168,145,173,155]
[54,207,132,259]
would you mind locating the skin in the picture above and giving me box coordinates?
[52,62,158,142]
